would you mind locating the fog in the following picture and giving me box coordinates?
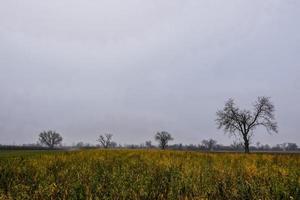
[0,0,299,145]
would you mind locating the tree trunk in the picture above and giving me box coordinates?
[244,137,250,153]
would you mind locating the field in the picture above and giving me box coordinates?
[0,150,299,200]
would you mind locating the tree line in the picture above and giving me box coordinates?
[6,96,294,153]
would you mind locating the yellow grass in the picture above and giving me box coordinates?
[0,149,299,200]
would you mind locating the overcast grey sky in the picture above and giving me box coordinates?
[0,0,299,146]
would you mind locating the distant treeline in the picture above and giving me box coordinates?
[167,143,299,152]
[0,145,62,151]
[117,143,299,152]
[0,141,298,152]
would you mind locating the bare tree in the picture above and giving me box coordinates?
[201,139,217,151]
[97,134,113,148]
[145,140,152,148]
[110,141,117,148]
[216,97,278,153]
[38,130,63,148]
[155,131,173,150]
[231,141,244,151]
[282,143,298,151]
[256,141,261,149]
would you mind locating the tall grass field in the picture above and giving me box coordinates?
[0,150,299,199]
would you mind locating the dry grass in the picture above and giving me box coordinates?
[0,149,299,200]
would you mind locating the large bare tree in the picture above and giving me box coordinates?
[216,97,278,153]
[97,133,113,148]
[155,131,173,150]
[39,130,63,148]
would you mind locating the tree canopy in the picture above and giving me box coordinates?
[216,97,278,153]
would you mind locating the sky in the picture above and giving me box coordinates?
[0,0,299,146]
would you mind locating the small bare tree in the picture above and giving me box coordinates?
[201,139,217,151]
[155,131,173,150]
[145,140,152,148]
[231,141,244,151]
[97,134,113,148]
[39,130,63,148]
[216,97,278,153]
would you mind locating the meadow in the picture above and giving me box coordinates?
[0,149,299,200]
